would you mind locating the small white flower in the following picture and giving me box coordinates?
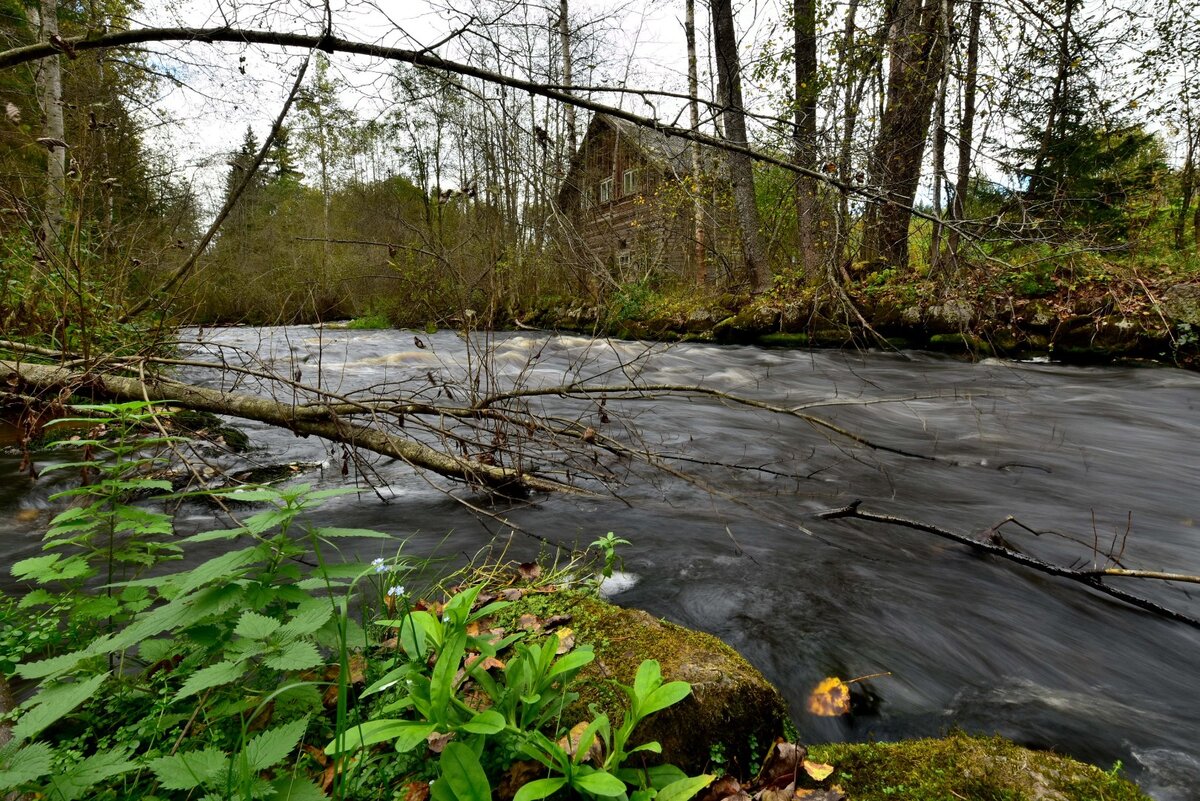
[372,557,386,573]
[388,585,405,597]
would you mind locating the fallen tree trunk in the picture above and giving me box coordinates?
[0,359,588,496]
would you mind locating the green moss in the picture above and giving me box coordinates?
[928,333,993,356]
[809,734,1150,801]
[758,332,810,347]
[490,590,788,775]
[346,313,392,330]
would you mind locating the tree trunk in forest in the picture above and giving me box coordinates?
[860,0,948,271]
[794,0,820,280]
[947,0,982,263]
[559,0,576,159]
[28,0,66,252]
[686,0,707,285]
[1029,0,1076,205]
[711,0,770,294]
[928,0,951,274]
[835,0,861,275]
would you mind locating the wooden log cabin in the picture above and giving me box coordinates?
[557,113,739,285]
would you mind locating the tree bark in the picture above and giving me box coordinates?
[794,0,820,279]
[559,0,576,158]
[0,359,587,495]
[685,0,707,285]
[947,0,982,262]
[860,0,949,271]
[28,0,66,250]
[711,0,770,294]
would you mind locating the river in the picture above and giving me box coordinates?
[4,326,1199,799]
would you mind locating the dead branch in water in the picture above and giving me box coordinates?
[817,502,1200,629]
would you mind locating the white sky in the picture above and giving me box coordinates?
[129,0,773,208]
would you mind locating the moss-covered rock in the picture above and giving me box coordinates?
[809,733,1150,801]
[495,591,789,776]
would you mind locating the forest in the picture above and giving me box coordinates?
[1,1,1199,800]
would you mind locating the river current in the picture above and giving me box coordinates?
[4,326,1199,799]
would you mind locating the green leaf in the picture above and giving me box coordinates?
[176,659,244,700]
[326,720,435,755]
[12,672,109,743]
[513,777,569,801]
[0,742,54,789]
[244,716,310,772]
[272,775,329,801]
[13,649,92,681]
[235,610,280,640]
[641,681,691,716]
[278,599,334,639]
[180,528,246,543]
[547,647,595,680]
[314,526,393,539]
[11,554,92,583]
[264,640,322,671]
[574,769,628,796]
[42,747,137,801]
[436,741,492,801]
[462,709,505,735]
[148,747,229,791]
[633,659,662,702]
[655,775,715,801]
[625,741,663,756]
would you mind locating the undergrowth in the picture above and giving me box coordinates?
[0,401,707,801]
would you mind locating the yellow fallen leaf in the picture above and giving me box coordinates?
[554,627,575,654]
[806,677,850,716]
[803,760,834,781]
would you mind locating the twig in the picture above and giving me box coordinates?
[817,503,1200,629]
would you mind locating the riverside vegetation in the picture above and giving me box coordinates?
[0,402,715,801]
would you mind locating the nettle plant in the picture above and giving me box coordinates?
[0,403,402,800]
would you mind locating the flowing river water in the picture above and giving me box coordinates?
[4,326,1200,799]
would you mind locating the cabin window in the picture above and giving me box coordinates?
[599,177,613,203]
[622,169,639,195]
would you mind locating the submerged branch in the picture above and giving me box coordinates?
[817,502,1200,629]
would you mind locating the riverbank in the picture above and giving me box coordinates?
[518,274,1200,368]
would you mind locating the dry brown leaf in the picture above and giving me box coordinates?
[500,587,524,601]
[758,739,806,785]
[543,614,572,630]
[403,781,431,801]
[554,627,575,654]
[806,677,851,716]
[301,744,328,767]
[755,781,795,801]
[496,760,545,801]
[793,789,845,801]
[697,775,742,801]
[517,561,542,581]
[557,720,603,764]
[802,760,834,782]
[466,621,481,637]
[427,731,454,754]
[519,613,542,632]
[5,102,19,124]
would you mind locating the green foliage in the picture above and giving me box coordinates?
[1,402,407,801]
[589,532,631,581]
[518,659,709,801]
